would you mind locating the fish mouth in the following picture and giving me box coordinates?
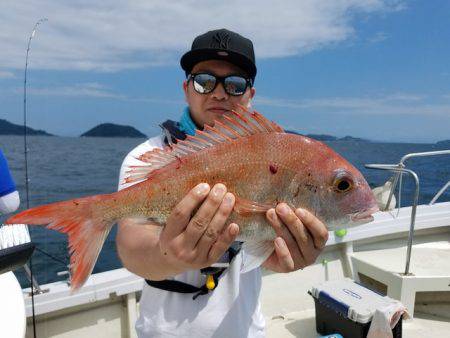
[351,205,379,222]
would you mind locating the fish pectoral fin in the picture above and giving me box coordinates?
[241,241,274,273]
[124,216,164,227]
[234,197,274,216]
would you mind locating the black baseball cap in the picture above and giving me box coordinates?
[180,28,257,83]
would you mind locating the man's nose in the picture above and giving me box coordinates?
[211,82,228,100]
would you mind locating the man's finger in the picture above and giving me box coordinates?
[196,192,235,261]
[182,183,227,250]
[268,207,298,249]
[295,208,329,249]
[266,208,286,237]
[208,223,239,264]
[274,237,295,272]
[162,183,210,241]
[275,203,319,265]
[275,203,309,244]
[267,207,304,267]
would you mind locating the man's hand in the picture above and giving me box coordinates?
[159,182,239,273]
[262,203,328,273]
[116,182,239,281]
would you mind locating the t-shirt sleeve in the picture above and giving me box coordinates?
[0,149,17,197]
[118,137,164,191]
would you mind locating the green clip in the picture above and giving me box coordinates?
[335,229,347,238]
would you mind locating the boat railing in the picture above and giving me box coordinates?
[365,149,450,276]
[430,180,450,205]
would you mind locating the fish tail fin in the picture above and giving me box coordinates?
[6,194,117,290]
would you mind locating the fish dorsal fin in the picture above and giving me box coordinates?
[123,108,284,185]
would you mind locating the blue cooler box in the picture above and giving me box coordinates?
[309,278,402,338]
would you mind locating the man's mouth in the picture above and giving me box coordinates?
[208,107,229,114]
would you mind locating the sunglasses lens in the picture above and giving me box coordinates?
[191,73,249,96]
[193,74,216,94]
[224,76,248,95]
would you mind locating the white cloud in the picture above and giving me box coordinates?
[0,0,403,72]
[8,82,186,105]
[18,82,124,98]
[254,93,450,117]
[0,71,16,79]
[368,31,388,43]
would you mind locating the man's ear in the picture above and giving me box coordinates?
[246,87,256,108]
[250,87,256,99]
[183,80,189,102]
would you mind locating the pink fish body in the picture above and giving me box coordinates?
[7,109,378,290]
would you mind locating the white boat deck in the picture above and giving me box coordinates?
[265,309,450,337]
[261,237,450,337]
[353,240,450,277]
[259,202,450,337]
[350,230,450,317]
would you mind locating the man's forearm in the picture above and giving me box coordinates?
[116,219,185,280]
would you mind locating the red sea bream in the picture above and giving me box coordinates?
[6,109,378,290]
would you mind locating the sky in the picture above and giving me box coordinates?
[0,0,449,143]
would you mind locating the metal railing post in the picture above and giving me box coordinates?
[366,164,420,275]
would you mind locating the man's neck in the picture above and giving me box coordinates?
[179,108,200,136]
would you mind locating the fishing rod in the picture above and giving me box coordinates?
[23,18,48,338]
[23,18,48,209]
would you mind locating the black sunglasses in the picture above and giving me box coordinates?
[188,73,252,96]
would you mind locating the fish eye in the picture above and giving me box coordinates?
[334,177,353,193]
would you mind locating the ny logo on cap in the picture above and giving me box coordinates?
[211,32,230,49]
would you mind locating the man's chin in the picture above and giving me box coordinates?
[207,113,226,125]
[208,109,229,116]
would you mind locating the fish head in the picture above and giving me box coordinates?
[305,147,379,231]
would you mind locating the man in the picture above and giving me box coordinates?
[116,28,328,337]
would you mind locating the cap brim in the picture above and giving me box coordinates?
[180,48,256,81]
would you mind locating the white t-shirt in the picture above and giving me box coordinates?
[118,136,266,338]
[0,191,20,215]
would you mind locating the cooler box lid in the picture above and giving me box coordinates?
[310,278,398,324]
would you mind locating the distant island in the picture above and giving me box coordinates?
[0,119,53,136]
[436,139,450,147]
[0,118,406,142]
[81,123,147,138]
[286,130,369,142]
